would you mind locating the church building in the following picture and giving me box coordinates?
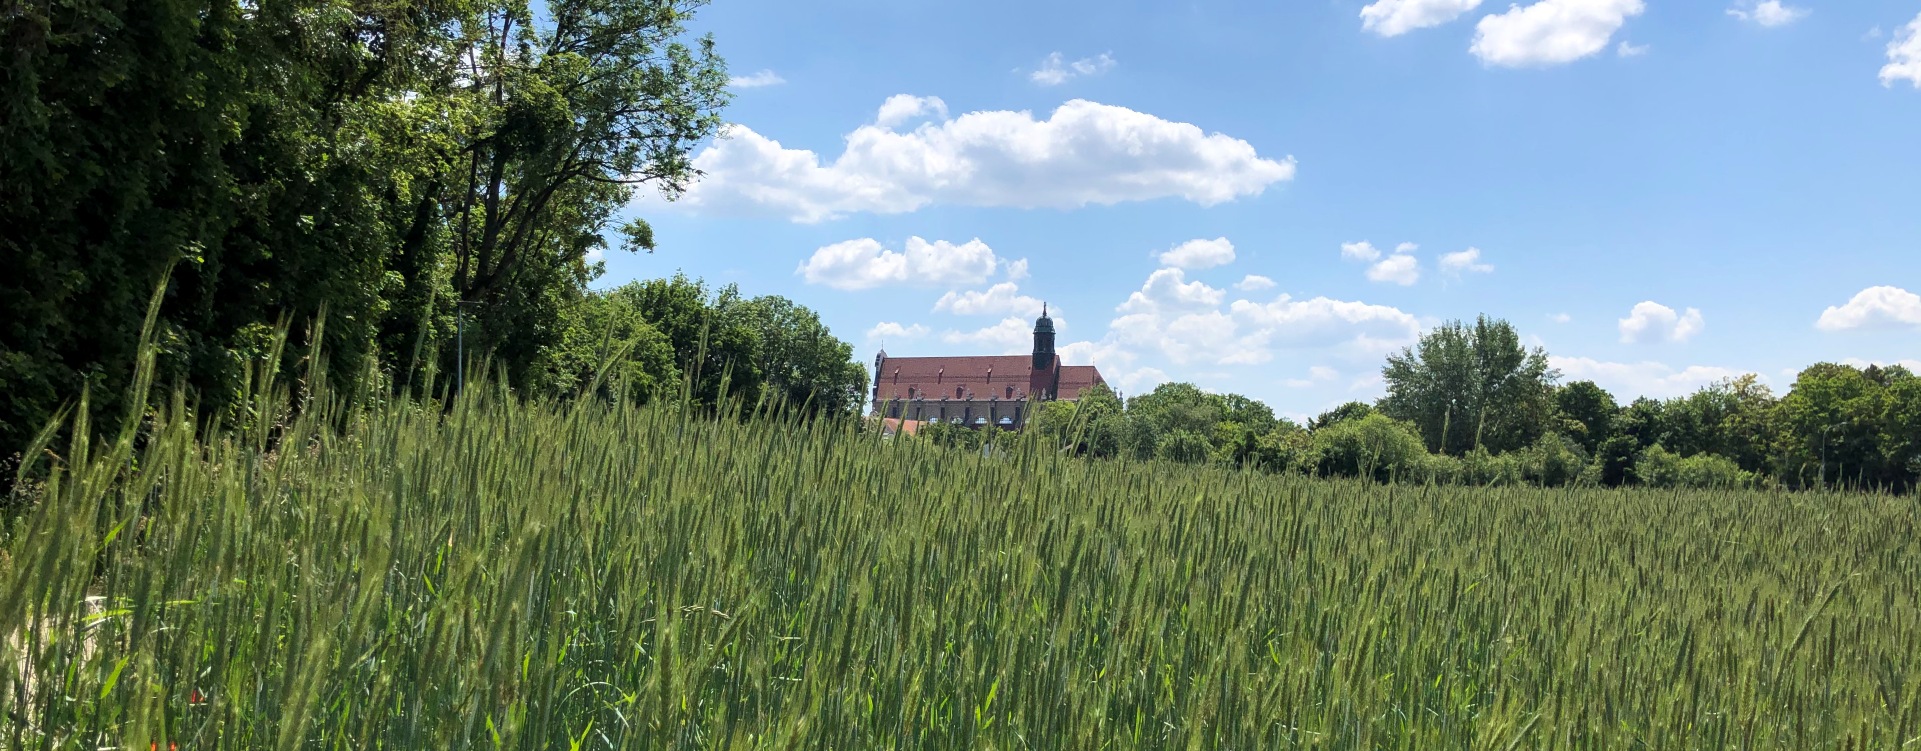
[870,306,1106,430]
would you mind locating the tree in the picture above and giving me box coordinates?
[1030,401,1080,446]
[610,275,762,408]
[1309,402,1374,431]
[1308,413,1431,482]
[1126,382,1228,436]
[1157,430,1212,465]
[740,295,867,417]
[0,0,730,457]
[1378,316,1558,455]
[533,292,680,403]
[1554,381,1618,455]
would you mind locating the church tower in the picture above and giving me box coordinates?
[1031,304,1056,370]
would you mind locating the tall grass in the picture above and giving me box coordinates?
[4,332,1919,748]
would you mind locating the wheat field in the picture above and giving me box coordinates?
[3,350,1918,749]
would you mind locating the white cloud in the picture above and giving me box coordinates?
[1117,268,1226,315]
[1108,293,1422,367]
[1550,312,1572,324]
[934,282,1047,317]
[1157,237,1236,270]
[1030,52,1117,86]
[1004,258,1031,281]
[796,236,1002,290]
[1119,367,1170,396]
[1367,254,1421,286]
[1727,1,1808,28]
[1236,275,1277,292]
[1552,356,1751,400]
[1284,365,1341,388]
[729,69,787,88]
[1341,241,1384,262]
[1343,240,1420,285]
[875,94,948,129]
[1618,301,1706,344]
[661,99,1296,222]
[1617,41,1648,57]
[1439,247,1494,276]
[1228,296,1425,350]
[1470,0,1646,67]
[941,317,1039,354]
[1815,285,1921,330]
[1058,339,1136,369]
[1361,0,1485,37]
[867,322,929,341]
[1883,14,1921,88]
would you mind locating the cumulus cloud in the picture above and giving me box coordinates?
[874,94,949,128]
[1617,41,1648,57]
[1883,14,1921,88]
[659,98,1297,222]
[1618,301,1706,344]
[867,322,929,341]
[1727,1,1808,28]
[1030,52,1117,86]
[729,69,787,88]
[1815,286,1921,331]
[1342,241,1420,285]
[1117,268,1227,315]
[1360,0,1484,37]
[1236,275,1277,292]
[1119,367,1171,396]
[1108,290,1423,367]
[1341,241,1384,262]
[934,282,1047,317]
[1366,254,1421,285]
[1439,247,1494,276]
[1157,237,1236,270]
[1471,0,1646,67]
[796,236,1002,290]
[1552,356,1752,400]
[1004,258,1031,281]
[1550,312,1572,324]
[1284,365,1342,388]
[941,316,1040,354]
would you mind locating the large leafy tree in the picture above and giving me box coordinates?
[0,0,729,456]
[1378,316,1558,455]
[1554,381,1618,455]
[739,295,868,417]
[437,1,727,368]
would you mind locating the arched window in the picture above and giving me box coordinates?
[956,385,965,399]
[1005,385,1014,399]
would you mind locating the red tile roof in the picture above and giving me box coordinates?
[871,355,1105,405]
[1057,365,1105,399]
[878,418,925,437]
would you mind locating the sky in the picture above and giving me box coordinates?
[602,0,1921,422]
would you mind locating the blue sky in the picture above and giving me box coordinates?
[604,0,1921,421]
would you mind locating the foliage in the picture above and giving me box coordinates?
[1555,380,1618,455]
[1380,316,1557,455]
[1155,429,1212,465]
[0,0,730,457]
[1307,413,1432,482]
[1636,444,1758,489]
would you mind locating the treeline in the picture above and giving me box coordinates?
[0,1,872,456]
[926,317,1921,493]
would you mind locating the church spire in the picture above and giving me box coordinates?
[1032,304,1056,370]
